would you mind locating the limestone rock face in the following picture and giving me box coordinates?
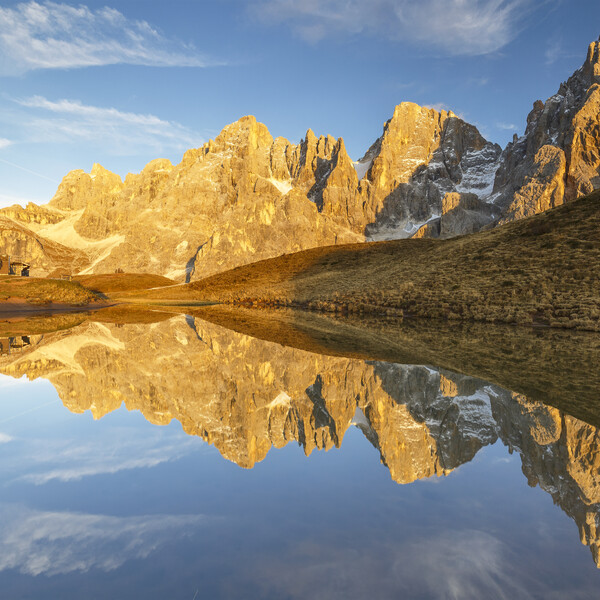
[1,203,64,227]
[0,117,364,280]
[0,214,88,277]
[0,107,500,279]
[358,103,501,240]
[414,191,495,238]
[499,145,566,224]
[0,104,500,278]
[492,38,600,220]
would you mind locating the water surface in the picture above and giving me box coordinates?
[0,310,598,598]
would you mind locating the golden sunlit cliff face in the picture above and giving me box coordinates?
[0,315,599,566]
[0,117,362,280]
[494,39,600,223]
[0,106,499,280]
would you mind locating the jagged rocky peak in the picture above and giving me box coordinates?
[139,158,173,174]
[582,37,600,85]
[363,102,454,185]
[493,36,600,222]
[295,129,357,211]
[212,114,274,155]
[357,101,501,240]
[294,129,350,178]
[362,102,498,185]
[49,163,124,214]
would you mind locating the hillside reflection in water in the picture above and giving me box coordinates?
[0,311,598,598]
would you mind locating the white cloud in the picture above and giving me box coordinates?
[0,503,210,576]
[395,530,536,599]
[10,426,200,485]
[497,122,518,130]
[425,102,452,113]
[0,1,218,75]
[545,37,562,65]
[251,0,539,56]
[251,530,544,599]
[0,433,13,443]
[14,95,202,155]
[0,138,12,149]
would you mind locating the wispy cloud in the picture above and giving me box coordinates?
[545,36,562,65]
[0,138,11,149]
[6,422,201,485]
[396,530,536,599]
[250,0,540,56]
[497,122,518,130]
[0,156,59,182]
[425,102,451,113]
[0,1,218,75]
[14,95,201,154]
[20,439,195,485]
[0,504,211,576]
[251,530,542,599]
[544,35,586,67]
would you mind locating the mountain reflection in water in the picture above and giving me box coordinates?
[0,310,599,574]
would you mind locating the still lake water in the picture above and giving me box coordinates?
[0,311,598,599]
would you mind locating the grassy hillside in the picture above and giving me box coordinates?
[132,191,600,331]
[0,276,103,306]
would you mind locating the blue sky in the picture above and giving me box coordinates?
[0,0,599,208]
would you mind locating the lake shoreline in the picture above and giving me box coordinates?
[0,300,114,317]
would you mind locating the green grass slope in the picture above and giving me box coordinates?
[130,191,600,331]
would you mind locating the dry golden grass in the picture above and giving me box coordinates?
[0,276,103,305]
[130,191,600,331]
[74,273,177,294]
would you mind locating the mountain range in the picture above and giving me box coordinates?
[1,38,599,280]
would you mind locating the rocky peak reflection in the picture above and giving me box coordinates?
[0,314,599,567]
